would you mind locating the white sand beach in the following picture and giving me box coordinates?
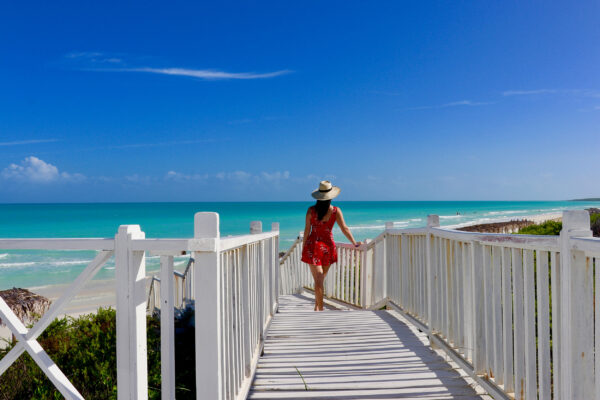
[446,211,562,230]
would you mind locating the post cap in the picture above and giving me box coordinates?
[427,215,440,228]
[562,210,590,232]
[194,212,220,238]
[250,221,263,234]
[117,225,145,239]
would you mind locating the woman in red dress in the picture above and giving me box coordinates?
[301,181,361,311]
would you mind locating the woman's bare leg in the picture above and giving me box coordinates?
[309,265,325,311]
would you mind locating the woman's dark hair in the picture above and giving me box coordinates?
[315,199,331,221]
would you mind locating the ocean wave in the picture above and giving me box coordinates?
[0,262,36,267]
[0,254,8,259]
[439,215,462,220]
[51,260,91,266]
[345,224,386,230]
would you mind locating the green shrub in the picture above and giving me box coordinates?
[517,220,563,236]
[0,308,195,399]
[518,212,600,237]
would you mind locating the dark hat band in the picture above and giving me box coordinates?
[319,187,332,193]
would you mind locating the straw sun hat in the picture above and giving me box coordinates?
[311,181,341,200]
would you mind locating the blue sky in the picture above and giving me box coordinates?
[1,1,599,202]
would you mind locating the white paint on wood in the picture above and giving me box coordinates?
[194,212,222,400]
[560,209,593,400]
[536,251,551,400]
[0,298,85,399]
[522,250,536,400]
[512,248,525,400]
[160,255,176,400]
[115,224,148,400]
[501,247,514,393]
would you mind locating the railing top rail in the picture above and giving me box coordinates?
[0,238,115,251]
[571,236,600,257]
[0,231,279,254]
[280,234,303,264]
[429,226,560,250]
[219,230,279,252]
[386,227,428,235]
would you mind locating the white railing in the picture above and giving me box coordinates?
[278,210,600,400]
[147,256,195,315]
[0,212,280,400]
[279,234,371,307]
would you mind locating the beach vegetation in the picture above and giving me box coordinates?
[0,307,196,399]
[517,220,563,236]
[517,211,600,237]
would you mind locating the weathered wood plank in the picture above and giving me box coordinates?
[523,250,537,400]
[501,247,514,393]
[537,251,551,400]
[512,248,525,400]
[251,294,486,399]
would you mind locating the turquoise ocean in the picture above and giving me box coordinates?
[1,201,599,290]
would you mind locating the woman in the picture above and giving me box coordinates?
[301,181,361,311]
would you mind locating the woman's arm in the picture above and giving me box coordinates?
[302,208,311,247]
[335,208,361,247]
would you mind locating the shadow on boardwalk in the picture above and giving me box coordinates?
[249,294,487,399]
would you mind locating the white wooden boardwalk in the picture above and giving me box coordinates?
[249,293,489,399]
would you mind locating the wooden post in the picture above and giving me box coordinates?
[250,221,262,234]
[115,225,148,400]
[426,215,440,337]
[560,210,593,399]
[194,213,222,400]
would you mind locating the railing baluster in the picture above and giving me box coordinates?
[512,247,525,400]
[501,247,514,393]
[159,255,175,400]
[492,246,503,385]
[483,245,494,378]
[537,250,551,400]
[523,249,537,400]
[471,241,486,374]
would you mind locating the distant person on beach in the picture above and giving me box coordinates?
[301,181,361,311]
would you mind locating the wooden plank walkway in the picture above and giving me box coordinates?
[249,294,489,399]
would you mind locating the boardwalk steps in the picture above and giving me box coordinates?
[249,294,490,399]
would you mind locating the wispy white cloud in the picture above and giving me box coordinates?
[165,170,291,184]
[261,171,290,182]
[113,67,292,80]
[502,89,558,96]
[503,89,600,97]
[110,139,217,149]
[407,100,492,110]
[165,171,209,182]
[65,51,291,81]
[1,156,85,183]
[66,52,122,64]
[0,139,59,146]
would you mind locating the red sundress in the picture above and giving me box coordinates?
[301,206,338,266]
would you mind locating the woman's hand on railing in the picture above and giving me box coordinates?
[354,241,362,247]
